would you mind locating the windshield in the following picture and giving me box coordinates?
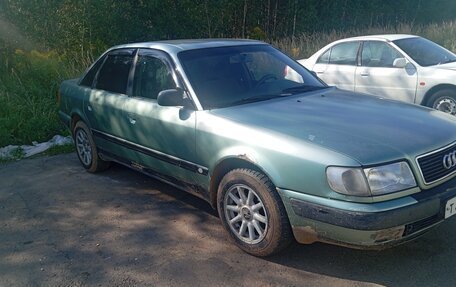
[393,37,456,67]
[178,44,326,109]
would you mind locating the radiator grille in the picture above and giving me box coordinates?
[416,142,456,184]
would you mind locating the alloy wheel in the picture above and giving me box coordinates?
[223,184,268,244]
[75,129,93,166]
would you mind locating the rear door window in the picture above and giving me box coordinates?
[329,42,360,65]
[317,49,330,64]
[95,49,136,94]
[80,55,106,87]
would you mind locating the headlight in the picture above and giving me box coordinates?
[364,162,416,195]
[327,162,416,196]
[326,167,370,196]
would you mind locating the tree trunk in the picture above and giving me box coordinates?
[205,0,212,37]
[292,0,298,40]
[242,0,248,38]
[266,0,270,37]
[272,0,278,38]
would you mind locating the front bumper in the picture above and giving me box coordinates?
[278,176,456,249]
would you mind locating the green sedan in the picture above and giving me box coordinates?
[59,40,456,256]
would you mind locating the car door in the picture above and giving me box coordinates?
[355,41,418,103]
[314,41,360,92]
[121,49,199,183]
[85,48,136,158]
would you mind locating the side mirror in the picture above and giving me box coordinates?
[393,58,407,68]
[157,88,185,107]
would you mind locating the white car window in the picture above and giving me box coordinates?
[329,42,360,66]
[361,41,403,68]
[316,49,330,64]
[393,37,456,67]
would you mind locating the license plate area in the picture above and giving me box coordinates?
[445,197,456,219]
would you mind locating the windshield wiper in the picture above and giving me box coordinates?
[439,59,456,65]
[281,85,328,94]
[221,86,328,108]
[226,93,291,107]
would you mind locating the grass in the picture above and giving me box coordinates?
[0,144,75,163]
[0,146,24,163]
[0,21,455,149]
[0,48,91,147]
[38,143,75,157]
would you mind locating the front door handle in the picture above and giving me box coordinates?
[127,116,136,125]
[360,71,370,77]
[87,105,92,112]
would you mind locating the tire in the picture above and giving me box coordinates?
[73,121,110,173]
[428,89,456,116]
[217,168,293,257]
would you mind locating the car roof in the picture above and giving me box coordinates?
[337,34,419,42]
[109,39,266,55]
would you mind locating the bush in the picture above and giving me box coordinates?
[0,48,85,146]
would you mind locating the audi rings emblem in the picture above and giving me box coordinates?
[443,150,456,170]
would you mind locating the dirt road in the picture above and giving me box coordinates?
[1,154,455,286]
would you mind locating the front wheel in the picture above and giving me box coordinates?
[217,168,292,257]
[73,121,110,173]
[429,89,456,115]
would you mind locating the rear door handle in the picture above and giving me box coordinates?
[87,105,92,112]
[360,71,370,77]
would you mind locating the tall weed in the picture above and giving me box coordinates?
[0,49,89,146]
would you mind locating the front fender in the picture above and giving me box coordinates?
[197,111,360,199]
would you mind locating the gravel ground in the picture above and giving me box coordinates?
[1,153,455,287]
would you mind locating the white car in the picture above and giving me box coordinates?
[295,34,456,115]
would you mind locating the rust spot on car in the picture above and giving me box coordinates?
[371,226,405,243]
[238,154,256,163]
[292,226,319,244]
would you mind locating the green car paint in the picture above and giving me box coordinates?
[59,40,456,249]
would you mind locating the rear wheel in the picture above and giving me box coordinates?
[217,168,292,257]
[73,121,110,172]
[428,89,456,115]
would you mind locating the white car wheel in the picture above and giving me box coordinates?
[429,89,456,116]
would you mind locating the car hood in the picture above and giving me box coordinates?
[297,59,311,69]
[210,88,456,165]
[435,61,456,71]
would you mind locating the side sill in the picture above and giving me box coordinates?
[99,149,211,204]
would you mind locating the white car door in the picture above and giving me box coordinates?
[314,41,360,92]
[355,41,418,103]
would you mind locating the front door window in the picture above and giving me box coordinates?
[132,55,176,100]
[361,41,403,67]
